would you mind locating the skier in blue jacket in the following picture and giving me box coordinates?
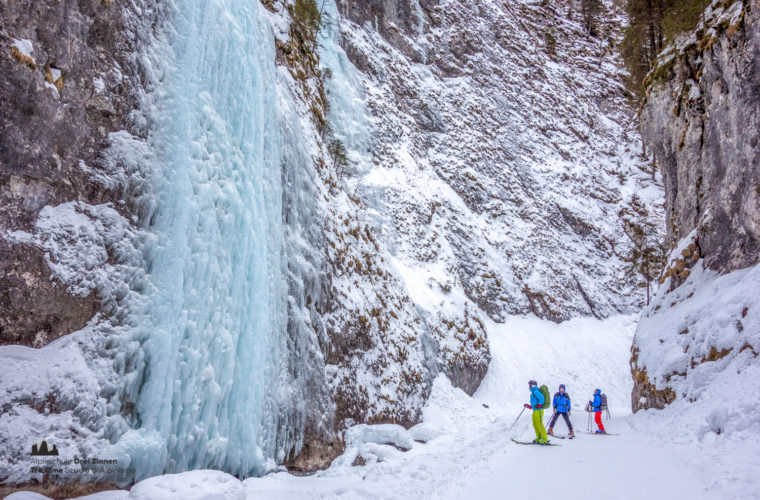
[547,384,574,438]
[591,388,606,434]
[524,380,548,444]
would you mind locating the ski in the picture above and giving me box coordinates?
[511,438,560,446]
[584,432,619,436]
[547,434,566,439]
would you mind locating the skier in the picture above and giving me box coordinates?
[524,380,548,444]
[590,388,606,434]
[547,384,574,438]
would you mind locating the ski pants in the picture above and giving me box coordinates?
[549,411,573,431]
[594,410,605,432]
[532,409,547,442]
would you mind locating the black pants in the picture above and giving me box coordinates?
[549,412,573,431]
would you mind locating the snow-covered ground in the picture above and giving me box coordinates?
[10,314,758,500]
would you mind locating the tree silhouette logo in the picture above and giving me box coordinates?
[30,440,59,456]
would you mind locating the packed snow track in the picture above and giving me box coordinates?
[10,315,758,500]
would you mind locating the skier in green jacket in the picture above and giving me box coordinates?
[524,380,548,444]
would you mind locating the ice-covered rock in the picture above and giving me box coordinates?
[0,0,157,347]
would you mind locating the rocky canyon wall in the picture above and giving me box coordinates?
[632,0,760,417]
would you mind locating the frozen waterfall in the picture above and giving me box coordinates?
[0,0,347,484]
[124,0,292,479]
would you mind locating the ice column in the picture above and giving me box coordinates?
[130,0,288,478]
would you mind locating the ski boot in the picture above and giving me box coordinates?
[595,430,607,434]
[547,428,554,436]
[569,430,575,439]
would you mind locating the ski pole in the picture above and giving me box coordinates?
[508,407,526,432]
[546,411,555,428]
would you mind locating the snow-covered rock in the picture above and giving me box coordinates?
[314,0,662,439]
[632,254,760,432]
[336,0,659,323]
[634,0,760,425]
[1,0,156,348]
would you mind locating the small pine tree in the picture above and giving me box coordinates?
[544,30,557,56]
[581,0,603,37]
[620,198,667,305]
[625,235,667,305]
[328,139,353,178]
[289,0,322,50]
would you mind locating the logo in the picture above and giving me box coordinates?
[30,440,59,456]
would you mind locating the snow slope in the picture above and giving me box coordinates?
[632,254,760,438]
[13,314,758,499]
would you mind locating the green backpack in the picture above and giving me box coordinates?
[539,385,551,410]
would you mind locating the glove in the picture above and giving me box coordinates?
[524,404,531,409]
[568,412,571,417]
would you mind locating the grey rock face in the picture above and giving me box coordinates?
[0,1,148,346]
[633,0,760,413]
[0,238,98,347]
[640,0,760,275]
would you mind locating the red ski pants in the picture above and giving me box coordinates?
[594,411,605,432]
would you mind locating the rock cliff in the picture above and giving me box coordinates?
[633,0,760,413]
[0,1,153,347]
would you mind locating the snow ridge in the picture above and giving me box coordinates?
[633,249,760,439]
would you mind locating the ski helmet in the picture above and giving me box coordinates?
[528,380,537,388]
